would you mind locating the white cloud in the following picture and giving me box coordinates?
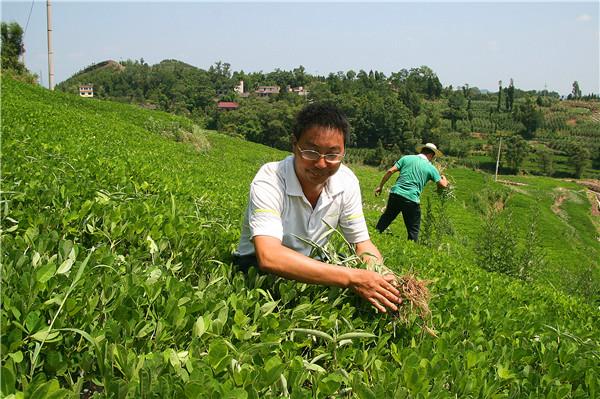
[576,14,592,22]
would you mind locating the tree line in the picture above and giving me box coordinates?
[3,20,598,177]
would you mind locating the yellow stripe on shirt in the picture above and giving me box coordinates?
[346,213,364,221]
[254,208,281,217]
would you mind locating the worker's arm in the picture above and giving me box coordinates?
[374,165,399,196]
[253,235,401,313]
[354,239,383,265]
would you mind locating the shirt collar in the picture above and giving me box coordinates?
[417,153,429,162]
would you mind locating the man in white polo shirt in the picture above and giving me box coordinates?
[234,103,401,313]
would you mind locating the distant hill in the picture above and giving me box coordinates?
[57,59,125,93]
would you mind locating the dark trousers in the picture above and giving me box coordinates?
[232,253,259,273]
[376,193,421,241]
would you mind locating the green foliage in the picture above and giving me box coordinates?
[504,134,530,173]
[537,146,555,177]
[568,144,591,179]
[2,77,599,398]
[1,21,38,83]
[513,97,544,138]
[444,91,467,131]
[476,210,543,281]
[1,21,24,72]
[419,190,454,248]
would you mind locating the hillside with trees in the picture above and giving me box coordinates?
[57,57,600,179]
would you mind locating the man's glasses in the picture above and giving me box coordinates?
[296,145,345,164]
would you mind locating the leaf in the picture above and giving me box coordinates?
[146,235,158,255]
[208,340,229,373]
[337,332,376,341]
[8,351,23,363]
[291,328,334,342]
[466,351,477,369]
[0,366,16,395]
[24,311,41,333]
[497,364,515,380]
[353,381,377,399]
[136,322,155,338]
[193,316,206,338]
[260,300,279,317]
[56,258,74,275]
[31,329,61,342]
[31,252,41,268]
[36,262,56,283]
[303,360,326,373]
[262,355,284,387]
[319,373,344,395]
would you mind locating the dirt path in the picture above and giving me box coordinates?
[580,180,600,217]
[562,179,600,218]
[551,188,568,216]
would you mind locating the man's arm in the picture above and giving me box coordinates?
[253,235,401,313]
[355,239,383,265]
[374,165,399,196]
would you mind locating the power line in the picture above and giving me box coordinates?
[23,0,36,36]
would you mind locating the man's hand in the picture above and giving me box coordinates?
[437,174,449,189]
[374,186,382,196]
[348,268,402,313]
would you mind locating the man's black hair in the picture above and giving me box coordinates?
[293,102,350,144]
[420,147,436,156]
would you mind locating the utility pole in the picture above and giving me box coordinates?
[47,0,55,90]
[495,137,502,181]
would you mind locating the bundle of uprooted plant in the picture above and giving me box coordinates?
[295,225,437,337]
[368,262,436,337]
[433,159,456,202]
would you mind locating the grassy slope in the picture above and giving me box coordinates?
[353,163,599,296]
[2,78,599,397]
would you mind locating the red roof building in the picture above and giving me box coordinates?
[217,101,239,110]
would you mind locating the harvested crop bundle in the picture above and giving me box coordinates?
[369,263,436,337]
[297,227,437,337]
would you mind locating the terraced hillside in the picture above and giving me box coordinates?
[2,78,599,398]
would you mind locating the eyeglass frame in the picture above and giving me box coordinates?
[295,144,345,164]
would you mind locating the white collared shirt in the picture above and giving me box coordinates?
[236,155,370,256]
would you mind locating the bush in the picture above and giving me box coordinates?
[476,210,544,281]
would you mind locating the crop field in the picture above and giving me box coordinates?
[2,78,600,398]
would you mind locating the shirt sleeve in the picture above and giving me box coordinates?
[338,176,370,244]
[247,174,284,241]
[430,164,442,183]
[394,157,405,170]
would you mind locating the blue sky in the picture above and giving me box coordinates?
[2,1,598,95]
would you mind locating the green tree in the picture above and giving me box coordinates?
[444,91,467,131]
[418,104,441,143]
[505,79,515,111]
[1,21,37,83]
[513,97,543,138]
[496,80,503,112]
[1,21,25,72]
[504,134,529,173]
[569,144,590,178]
[398,85,421,117]
[571,81,582,99]
[538,147,554,177]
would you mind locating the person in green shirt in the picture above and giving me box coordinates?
[374,143,448,241]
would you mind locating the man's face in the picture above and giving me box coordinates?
[293,125,345,188]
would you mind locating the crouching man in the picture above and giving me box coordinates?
[233,103,401,313]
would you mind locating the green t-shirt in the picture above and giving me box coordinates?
[390,154,441,204]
